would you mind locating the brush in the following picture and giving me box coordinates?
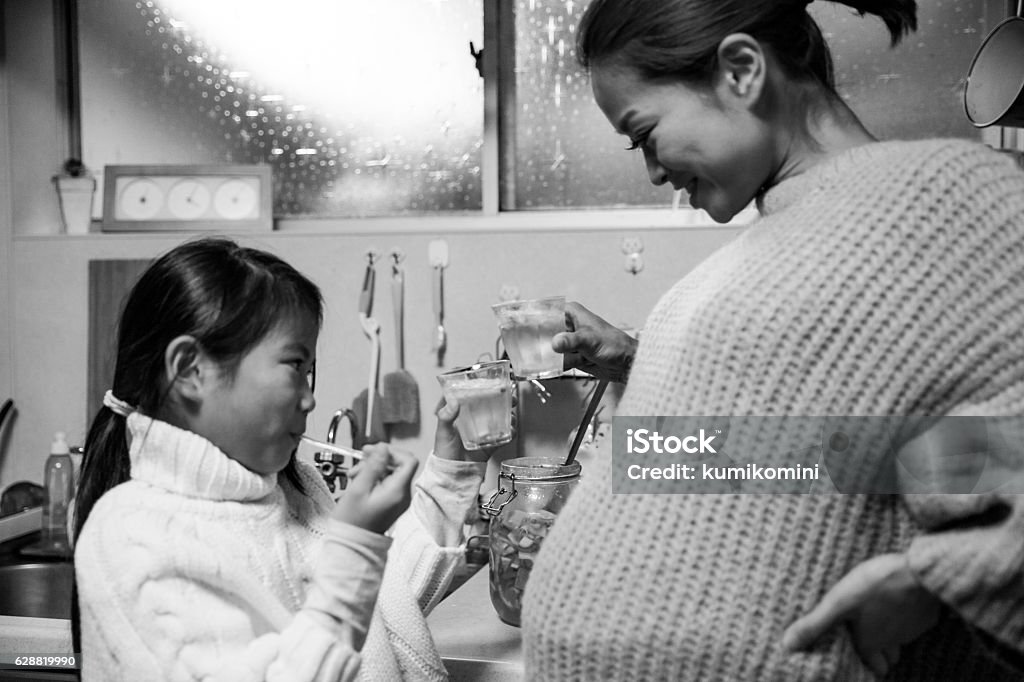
[381,251,420,426]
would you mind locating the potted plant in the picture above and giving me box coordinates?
[52,158,96,234]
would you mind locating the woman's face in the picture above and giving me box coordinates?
[195,314,318,475]
[591,62,773,222]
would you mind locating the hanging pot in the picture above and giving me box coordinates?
[964,6,1024,128]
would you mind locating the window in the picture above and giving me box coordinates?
[79,0,484,217]
[77,0,1003,219]
[508,0,997,210]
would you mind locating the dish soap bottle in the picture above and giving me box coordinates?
[41,431,74,555]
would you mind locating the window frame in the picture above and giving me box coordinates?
[29,0,1019,236]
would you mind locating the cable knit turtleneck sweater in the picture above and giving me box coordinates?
[75,413,485,682]
[522,139,1024,681]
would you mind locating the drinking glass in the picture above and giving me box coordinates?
[491,296,566,379]
[437,360,514,450]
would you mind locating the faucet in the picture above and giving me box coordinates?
[328,409,357,445]
[315,409,358,493]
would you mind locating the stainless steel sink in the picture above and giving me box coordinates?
[0,563,73,619]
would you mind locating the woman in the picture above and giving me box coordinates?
[523,0,1024,680]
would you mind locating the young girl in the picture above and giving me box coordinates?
[73,237,488,681]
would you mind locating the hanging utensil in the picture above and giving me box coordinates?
[381,249,420,426]
[428,239,449,367]
[351,250,386,445]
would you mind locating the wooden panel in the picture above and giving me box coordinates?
[87,260,151,422]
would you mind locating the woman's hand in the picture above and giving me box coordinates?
[331,444,418,534]
[783,553,941,677]
[552,302,638,384]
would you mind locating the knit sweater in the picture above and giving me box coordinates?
[522,139,1024,681]
[75,413,486,682]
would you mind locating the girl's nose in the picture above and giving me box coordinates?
[643,149,669,186]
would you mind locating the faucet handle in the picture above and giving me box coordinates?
[313,451,349,493]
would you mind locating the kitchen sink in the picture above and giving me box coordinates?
[0,563,73,619]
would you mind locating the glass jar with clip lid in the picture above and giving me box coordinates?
[482,456,581,626]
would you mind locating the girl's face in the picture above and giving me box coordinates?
[590,62,774,223]
[196,313,318,475]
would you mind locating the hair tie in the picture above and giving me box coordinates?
[103,390,136,418]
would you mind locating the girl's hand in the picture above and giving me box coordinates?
[331,445,418,534]
[432,398,491,463]
[782,553,940,677]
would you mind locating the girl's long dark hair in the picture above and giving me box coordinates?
[71,237,323,653]
[576,0,917,93]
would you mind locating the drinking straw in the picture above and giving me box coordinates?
[564,379,608,466]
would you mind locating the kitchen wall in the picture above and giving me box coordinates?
[3,228,739,488]
[0,3,743,489]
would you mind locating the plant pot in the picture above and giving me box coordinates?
[54,175,96,234]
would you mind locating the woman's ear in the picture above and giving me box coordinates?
[164,335,206,403]
[715,33,766,106]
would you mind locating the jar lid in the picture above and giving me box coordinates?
[499,456,581,481]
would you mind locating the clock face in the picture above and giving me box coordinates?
[167,179,212,220]
[102,165,272,232]
[213,178,259,220]
[117,178,164,220]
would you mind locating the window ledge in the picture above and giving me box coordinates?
[272,206,758,235]
[12,206,758,240]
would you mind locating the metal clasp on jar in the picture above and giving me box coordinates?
[481,471,518,516]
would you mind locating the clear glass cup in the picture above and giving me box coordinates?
[491,296,566,379]
[437,360,514,450]
[482,457,582,626]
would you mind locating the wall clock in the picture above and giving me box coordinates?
[101,164,273,232]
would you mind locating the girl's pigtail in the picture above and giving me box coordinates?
[74,405,132,542]
[72,403,132,654]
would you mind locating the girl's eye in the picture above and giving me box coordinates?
[285,357,315,391]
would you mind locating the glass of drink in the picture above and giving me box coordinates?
[437,360,514,450]
[491,296,566,379]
